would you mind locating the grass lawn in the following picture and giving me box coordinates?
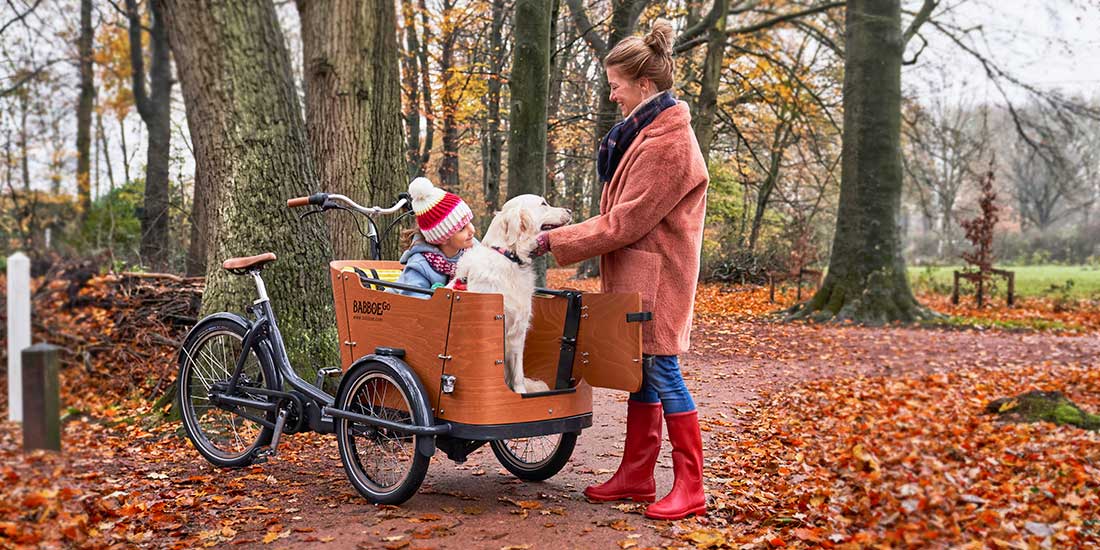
[908,264,1100,299]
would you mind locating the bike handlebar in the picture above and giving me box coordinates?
[286,193,409,216]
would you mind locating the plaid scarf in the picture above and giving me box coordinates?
[421,252,457,279]
[597,91,677,183]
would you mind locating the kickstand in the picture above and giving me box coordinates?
[252,408,289,463]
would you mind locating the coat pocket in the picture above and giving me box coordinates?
[604,246,662,314]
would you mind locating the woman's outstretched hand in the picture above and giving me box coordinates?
[531,232,551,257]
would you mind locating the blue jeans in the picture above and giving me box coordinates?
[630,355,696,414]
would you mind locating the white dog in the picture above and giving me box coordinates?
[454,195,572,394]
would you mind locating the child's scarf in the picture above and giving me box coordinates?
[597,91,677,184]
[421,251,457,279]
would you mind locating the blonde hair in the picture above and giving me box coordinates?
[604,19,675,91]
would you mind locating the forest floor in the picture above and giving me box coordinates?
[1,267,1099,549]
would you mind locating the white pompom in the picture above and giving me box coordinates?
[408,177,436,201]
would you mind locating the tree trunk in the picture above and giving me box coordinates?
[507,0,551,197]
[508,0,552,286]
[416,0,434,173]
[129,0,174,270]
[159,0,338,370]
[789,0,930,324]
[479,0,507,231]
[298,0,407,261]
[690,0,729,161]
[76,0,94,219]
[437,0,459,188]
[399,0,422,179]
[566,0,650,278]
[544,0,562,205]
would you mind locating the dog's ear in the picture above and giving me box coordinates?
[518,208,536,236]
[496,208,522,247]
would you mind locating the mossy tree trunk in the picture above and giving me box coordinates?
[159,0,337,372]
[507,0,550,197]
[508,0,552,286]
[788,0,932,324]
[297,0,407,261]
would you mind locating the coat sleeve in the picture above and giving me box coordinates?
[394,256,434,298]
[548,139,704,266]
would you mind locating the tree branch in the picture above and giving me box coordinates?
[563,0,607,58]
[727,1,845,36]
[0,0,44,36]
[675,0,743,50]
[902,0,937,47]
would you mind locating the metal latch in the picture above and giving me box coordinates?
[441,374,456,394]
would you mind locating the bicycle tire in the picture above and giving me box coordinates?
[335,360,431,505]
[177,316,278,468]
[490,432,578,481]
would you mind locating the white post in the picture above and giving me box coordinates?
[7,252,31,422]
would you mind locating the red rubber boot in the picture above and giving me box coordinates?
[584,400,662,502]
[645,410,706,519]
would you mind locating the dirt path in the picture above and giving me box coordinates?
[186,321,1099,550]
[4,320,1098,549]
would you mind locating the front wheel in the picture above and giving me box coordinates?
[491,432,578,481]
[177,316,278,468]
[335,361,431,505]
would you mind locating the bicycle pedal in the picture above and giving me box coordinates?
[251,448,273,464]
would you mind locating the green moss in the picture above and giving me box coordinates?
[985,390,1100,431]
[923,315,1076,332]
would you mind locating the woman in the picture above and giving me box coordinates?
[536,20,708,520]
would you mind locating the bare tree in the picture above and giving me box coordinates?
[902,95,989,258]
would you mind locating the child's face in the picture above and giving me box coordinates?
[445,222,476,251]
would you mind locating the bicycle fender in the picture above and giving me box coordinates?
[178,313,284,389]
[340,354,437,458]
[179,313,251,353]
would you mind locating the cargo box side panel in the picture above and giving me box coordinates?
[337,270,453,414]
[576,292,644,392]
[437,292,592,425]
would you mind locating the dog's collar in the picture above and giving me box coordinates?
[491,246,525,266]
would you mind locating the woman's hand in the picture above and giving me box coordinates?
[531,232,551,257]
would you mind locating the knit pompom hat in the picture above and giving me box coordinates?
[408,177,473,245]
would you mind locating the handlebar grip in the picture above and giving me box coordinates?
[287,192,329,207]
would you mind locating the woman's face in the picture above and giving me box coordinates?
[607,65,654,118]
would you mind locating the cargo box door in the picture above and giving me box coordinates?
[576,293,646,392]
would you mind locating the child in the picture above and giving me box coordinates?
[392,177,476,296]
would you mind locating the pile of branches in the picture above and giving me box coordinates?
[706,250,786,285]
[2,256,204,408]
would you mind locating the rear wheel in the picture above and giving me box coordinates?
[491,432,578,481]
[177,318,277,468]
[335,361,431,505]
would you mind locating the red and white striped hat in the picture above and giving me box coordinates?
[408,177,473,245]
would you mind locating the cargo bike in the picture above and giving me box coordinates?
[176,191,653,504]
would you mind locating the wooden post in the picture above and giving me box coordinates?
[7,252,31,422]
[22,344,61,452]
[976,272,984,308]
[1007,271,1015,306]
[951,270,960,305]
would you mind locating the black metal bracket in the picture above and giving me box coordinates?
[554,291,583,390]
[626,311,653,322]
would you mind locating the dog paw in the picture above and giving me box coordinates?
[524,378,550,393]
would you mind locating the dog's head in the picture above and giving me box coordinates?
[483,195,572,257]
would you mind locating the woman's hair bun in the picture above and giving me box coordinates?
[643,19,674,58]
